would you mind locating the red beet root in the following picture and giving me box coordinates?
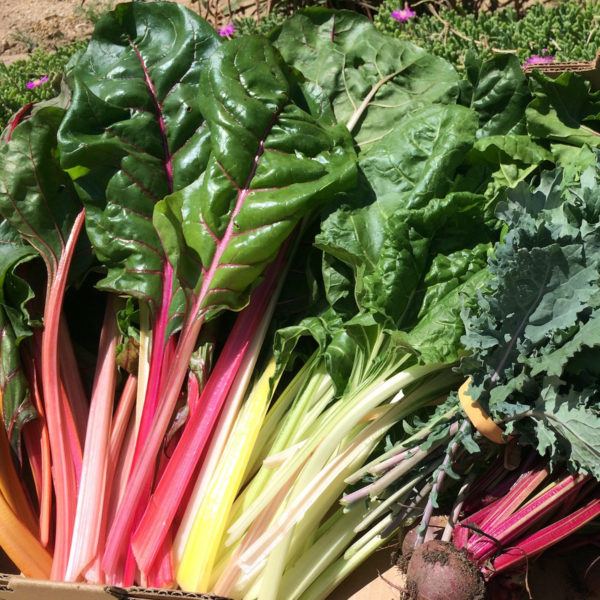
[405,540,485,600]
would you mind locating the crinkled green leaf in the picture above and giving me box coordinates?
[470,135,553,169]
[551,144,597,189]
[360,192,492,327]
[419,243,490,318]
[465,135,553,206]
[58,2,220,319]
[522,310,600,378]
[463,51,530,138]
[460,169,600,474]
[463,241,596,377]
[359,105,479,212]
[178,35,357,320]
[404,267,489,365]
[272,8,460,148]
[0,106,90,280]
[526,71,600,148]
[529,384,600,478]
[315,104,479,283]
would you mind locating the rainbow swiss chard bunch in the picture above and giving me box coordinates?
[0,1,356,584]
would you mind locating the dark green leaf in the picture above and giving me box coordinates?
[526,71,600,148]
[178,35,357,320]
[58,2,220,316]
[273,8,459,148]
[0,106,89,280]
[0,306,35,457]
[0,221,37,341]
[463,52,530,137]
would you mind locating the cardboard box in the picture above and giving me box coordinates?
[0,547,403,600]
[0,550,229,600]
[521,50,600,89]
[0,576,229,600]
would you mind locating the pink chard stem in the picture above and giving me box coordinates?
[131,254,286,575]
[469,473,589,564]
[65,296,120,582]
[40,208,86,580]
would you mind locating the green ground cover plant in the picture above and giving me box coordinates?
[375,0,600,68]
[0,42,85,130]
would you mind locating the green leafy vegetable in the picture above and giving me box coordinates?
[460,164,600,478]
[272,9,460,147]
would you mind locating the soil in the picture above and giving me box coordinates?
[0,0,212,65]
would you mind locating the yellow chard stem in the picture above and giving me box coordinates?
[176,357,279,592]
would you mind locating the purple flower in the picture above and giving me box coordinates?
[391,3,416,23]
[523,54,555,67]
[218,23,236,37]
[26,75,49,90]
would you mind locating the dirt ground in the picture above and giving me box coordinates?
[0,0,208,65]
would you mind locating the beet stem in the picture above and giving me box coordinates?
[442,470,476,543]
[414,421,468,548]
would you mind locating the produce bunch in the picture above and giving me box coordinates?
[1,3,600,599]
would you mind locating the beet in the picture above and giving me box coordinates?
[405,540,485,600]
[401,515,447,560]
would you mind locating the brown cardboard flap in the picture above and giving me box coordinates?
[0,576,118,600]
[521,50,600,90]
[0,576,229,600]
[126,588,229,600]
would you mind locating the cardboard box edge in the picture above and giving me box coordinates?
[0,575,231,600]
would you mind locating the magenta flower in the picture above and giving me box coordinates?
[391,3,416,22]
[26,75,49,90]
[523,54,555,67]
[218,23,236,38]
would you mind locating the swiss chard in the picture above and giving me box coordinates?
[271,9,460,149]
[100,30,356,583]
[0,100,92,578]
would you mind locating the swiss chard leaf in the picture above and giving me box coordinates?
[0,105,90,281]
[58,2,221,320]
[0,306,35,457]
[272,8,460,148]
[315,104,483,328]
[360,192,493,327]
[359,104,479,212]
[405,262,489,365]
[465,135,553,205]
[316,104,479,272]
[526,71,600,148]
[0,220,37,342]
[462,52,530,138]
[176,35,357,321]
